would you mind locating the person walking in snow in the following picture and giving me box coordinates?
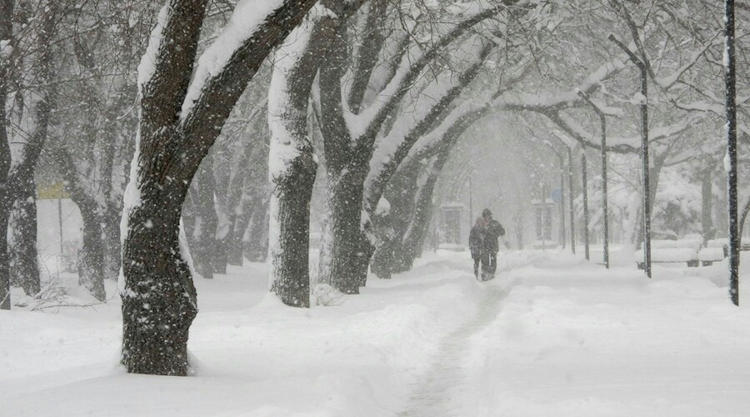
[469,216,487,279]
[480,208,505,280]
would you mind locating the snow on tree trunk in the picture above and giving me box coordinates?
[268,17,328,306]
[121,0,317,373]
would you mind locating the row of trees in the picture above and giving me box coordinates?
[0,0,746,374]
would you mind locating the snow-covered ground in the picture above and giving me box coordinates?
[1,249,749,417]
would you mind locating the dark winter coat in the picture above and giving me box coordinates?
[483,219,505,253]
[469,225,484,258]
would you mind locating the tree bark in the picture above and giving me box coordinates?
[9,175,40,295]
[122,186,197,375]
[228,198,254,265]
[399,160,441,270]
[7,1,57,297]
[189,155,217,279]
[0,0,10,307]
[268,17,331,306]
[121,0,317,374]
[269,156,315,305]
[77,199,106,301]
[244,197,269,262]
[102,206,122,280]
[56,146,107,299]
[370,160,420,278]
[318,167,369,293]
[230,123,270,265]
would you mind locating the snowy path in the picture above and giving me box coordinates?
[397,282,510,417]
[2,250,750,417]
[400,253,750,417]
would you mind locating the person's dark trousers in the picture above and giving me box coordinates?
[473,256,480,278]
[480,252,490,280]
[487,251,498,274]
[480,251,498,280]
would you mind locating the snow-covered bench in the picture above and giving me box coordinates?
[635,238,702,269]
[698,239,728,266]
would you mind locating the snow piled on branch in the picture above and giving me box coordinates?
[136,4,169,92]
[343,0,509,139]
[180,0,285,119]
[119,1,171,291]
[267,23,314,182]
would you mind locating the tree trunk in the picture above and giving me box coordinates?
[212,216,232,273]
[318,167,368,294]
[0,0,13,310]
[6,0,56,297]
[211,145,232,274]
[244,197,269,262]
[371,160,421,278]
[189,156,217,279]
[121,189,197,375]
[269,157,315,306]
[121,0,317,374]
[8,175,40,295]
[701,164,714,243]
[77,201,106,301]
[399,171,439,269]
[268,18,331,306]
[228,197,255,265]
[58,144,108,298]
[370,236,396,279]
[102,206,122,280]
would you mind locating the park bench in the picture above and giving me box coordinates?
[698,239,728,266]
[635,237,702,269]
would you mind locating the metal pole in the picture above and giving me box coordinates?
[568,146,575,254]
[725,0,739,305]
[639,64,652,278]
[602,117,610,269]
[58,196,63,256]
[468,174,473,234]
[541,182,546,251]
[559,154,566,249]
[582,154,590,261]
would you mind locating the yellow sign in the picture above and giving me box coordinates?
[37,182,70,199]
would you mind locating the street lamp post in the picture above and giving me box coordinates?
[582,153,590,261]
[568,146,575,254]
[725,0,739,305]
